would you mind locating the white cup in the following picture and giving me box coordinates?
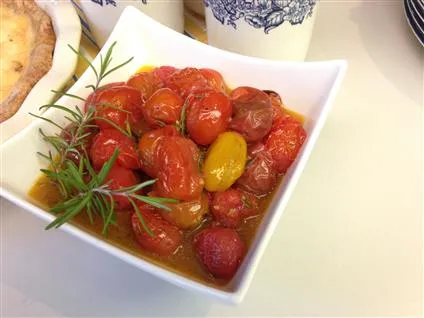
[204,0,319,61]
[73,0,184,47]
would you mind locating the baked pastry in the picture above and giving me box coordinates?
[0,0,56,123]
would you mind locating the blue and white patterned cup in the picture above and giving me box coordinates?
[72,0,184,47]
[204,0,319,61]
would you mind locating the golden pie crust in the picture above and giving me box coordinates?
[0,0,56,123]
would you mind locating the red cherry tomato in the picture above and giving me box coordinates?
[229,88,273,143]
[193,227,244,280]
[92,86,144,132]
[84,82,124,113]
[152,66,177,83]
[138,125,180,178]
[236,149,277,195]
[263,90,285,123]
[186,90,232,145]
[265,117,307,173]
[90,129,141,170]
[60,123,97,164]
[143,88,183,128]
[131,205,182,257]
[154,136,204,201]
[229,86,267,101]
[166,67,209,99]
[211,189,243,228]
[102,164,140,209]
[126,71,163,99]
[199,68,226,93]
[238,190,259,219]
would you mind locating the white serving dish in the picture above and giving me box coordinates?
[0,6,347,304]
[0,0,81,143]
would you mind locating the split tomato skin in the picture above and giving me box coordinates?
[138,125,180,178]
[264,116,307,174]
[166,67,209,99]
[186,90,232,145]
[90,128,141,170]
[131,204,183,257]
[92,86,144,132]
[152,66,177,83]
[229,88,273,143]
[154,136,204,201]
[143,88,183,127]
[102,164,140,209]
[193,227,245,280]
[126,71,163,99]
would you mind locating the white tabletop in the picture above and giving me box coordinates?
[1,1,423,316]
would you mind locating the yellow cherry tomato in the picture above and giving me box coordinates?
[203,131,247,192]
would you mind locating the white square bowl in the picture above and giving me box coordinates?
[0,6,347,304]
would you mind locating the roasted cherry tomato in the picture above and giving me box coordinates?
[193,227,244,280]
[60,123,97,164]
[138,125,180,178]
[126,71,163,99]
[229,86,266,101]
[265,117,306,173]
[143,88,183,127]
[199,68,226,93]
[238,190,259,218]
[131,204,182,256]
[84,82,124,113]
[159,192,209,230]
[92,86,144,132]
[229,88,273,142]
[90,129,141,170]
[203,132,247,192]
[166,67,209,99]
[263,90,285,123]
[154,136,204,201]
[102,164,140,209]
[152,66,177,83]
[186,90,232,145]
[237,149,277,195]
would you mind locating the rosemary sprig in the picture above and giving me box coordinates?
[32,41,177,236]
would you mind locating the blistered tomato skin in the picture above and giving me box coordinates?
[186,90,232,145]
[193,227,244,280]
[138,125,179,178]
[263,90,285,123]
[203,132,247,192]
[211,189,243,228]
[199,68,226,93]
[166,68,209,99]
[152,66,177,83]
[229,88,273,142]
[84,82,125,113]
[265,117,307,174]
[143,88,183,127]
[126,71,163,99]
[90,129,141,170]
[92,86,144,132]
[131,205,183,257]
[102,164,140,209]
[160,192,209,230]
[154,136,204,201]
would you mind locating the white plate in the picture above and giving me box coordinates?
[0,0,81,143]
[0,6,347,304]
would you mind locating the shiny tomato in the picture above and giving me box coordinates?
[143,88,183,127]
[166,67,209,99]
[193,227,244,280]
[92,86,144,132]
[90,129,141,170]
[238,190,259,218]
[229,88,273,142]
[236,148,277,195]
[60,123,97,164]
[265,117,306,173]
[154,136,204,201]
[131,204,182,256]
[263,90,285,123]
[138,125,180,178]
[84,82,124,113]
[186,90,232,145]
[159,192,209,230]
[102,164,140,209]
[126,71,163,99]
[152,66,177,83]
[229,86,266,101]
[199,68,226,93]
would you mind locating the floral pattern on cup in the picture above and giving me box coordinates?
[90,0,148,6]
[204,0,317,33]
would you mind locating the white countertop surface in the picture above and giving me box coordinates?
[1,1,423,316]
